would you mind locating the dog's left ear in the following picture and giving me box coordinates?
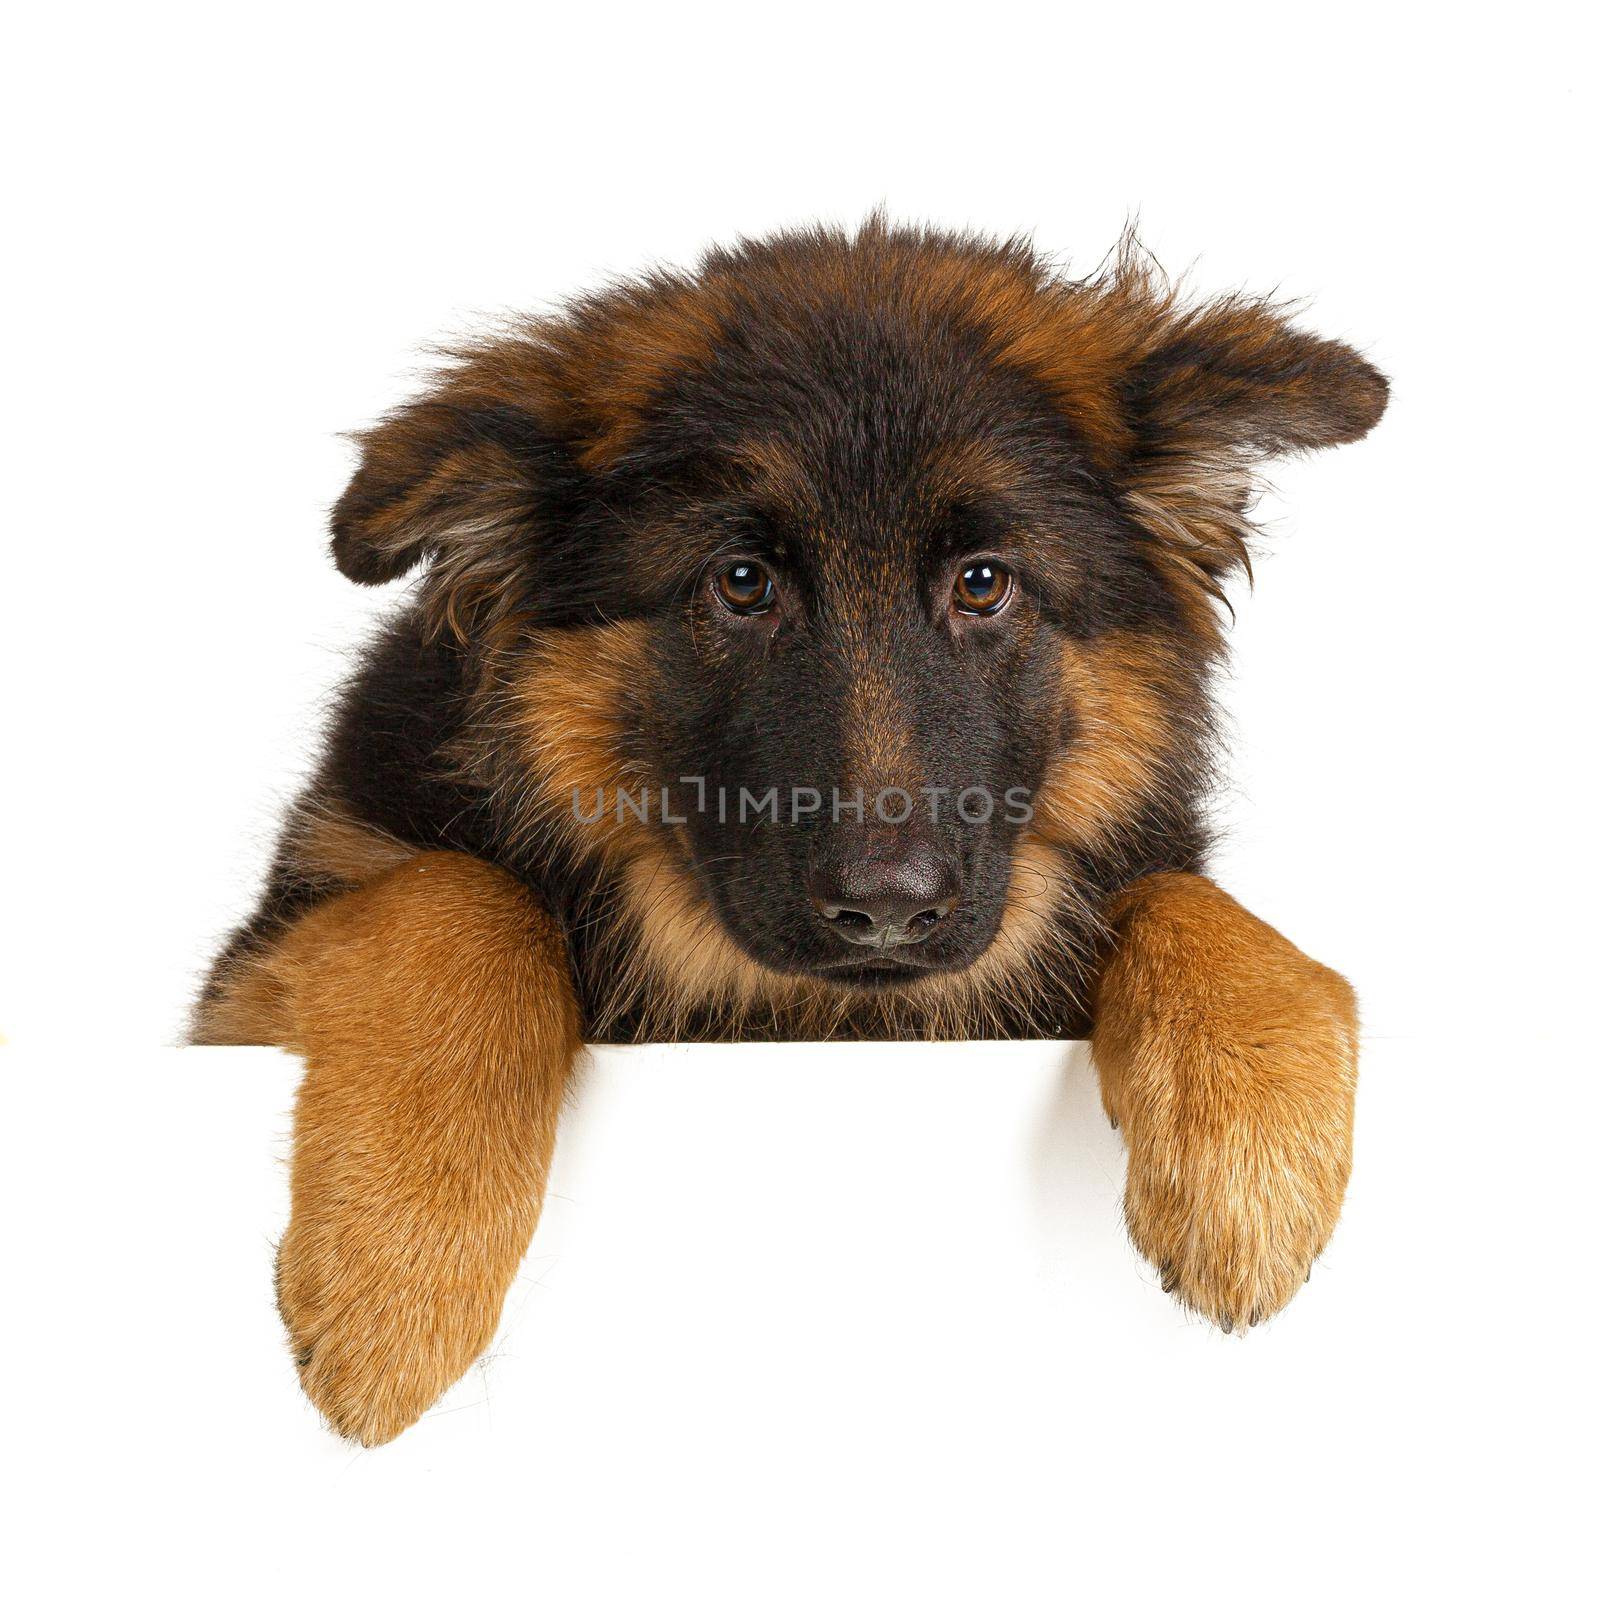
[1115,293,1388,598]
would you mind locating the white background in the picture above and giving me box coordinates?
[3,4,1591,1595]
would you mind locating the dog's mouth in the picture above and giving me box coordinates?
[810,949,966,988]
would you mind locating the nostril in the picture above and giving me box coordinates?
[821,904,877,931]
[814,894,956,950]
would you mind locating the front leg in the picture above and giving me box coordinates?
[202,853,581,1444]
[1092,872,1357,1331]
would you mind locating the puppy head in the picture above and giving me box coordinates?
[329,221,1386,999]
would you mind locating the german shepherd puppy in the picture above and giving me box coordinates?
[195,219,1387,1444]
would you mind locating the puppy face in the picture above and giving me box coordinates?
[607,346,1191,988]
[328,222,1386,1008]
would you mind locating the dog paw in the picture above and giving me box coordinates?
[274,1219,502,1447]
[1093,874,1359,1333]
[1120,1042,1354,1332]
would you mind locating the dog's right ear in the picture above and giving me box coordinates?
[329,266,729,611]
[329,363,561,589]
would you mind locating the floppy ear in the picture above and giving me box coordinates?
[326,278,711,627]
[1117,293,1388,602]
[330,374,559,583]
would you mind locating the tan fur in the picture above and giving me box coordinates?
[906,241,1146,465]
[1092,873,1357,1331]
[1034,632,1190,856]
[505,619,652,845]
[191,946,295,1046]
[288,801,421,888]
[543,280,734,472]
[191,804,422,1046]
[206,854,582,1444]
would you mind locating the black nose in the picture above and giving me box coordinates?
[808,844,960,950]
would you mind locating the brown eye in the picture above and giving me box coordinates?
[715,560,775,613]
[953,561,1013,615]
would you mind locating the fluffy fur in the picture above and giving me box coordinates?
[1093,873,1358,1330]
[195,218,1387,1443]
[249,853,581,1446]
